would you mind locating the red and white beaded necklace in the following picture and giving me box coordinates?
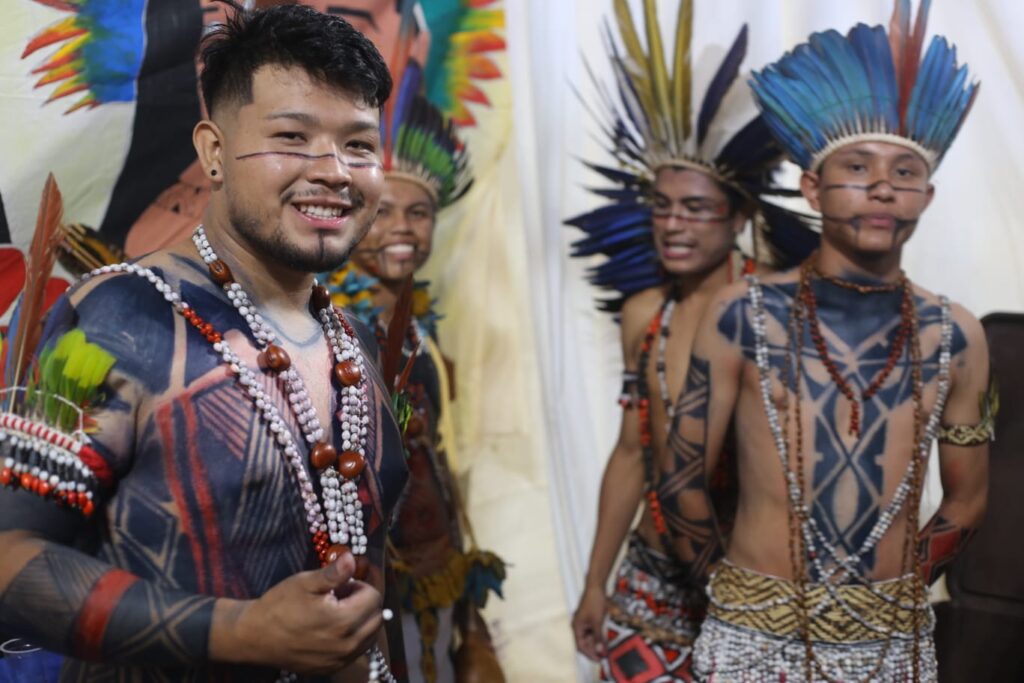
[83,225,395,682]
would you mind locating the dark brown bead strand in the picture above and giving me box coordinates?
[310,442,338,470]
[800,260,912,437]
[208,259,234,285]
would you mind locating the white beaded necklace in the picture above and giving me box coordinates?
[83,225,395,682]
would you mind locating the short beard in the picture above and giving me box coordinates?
[228,202,372,274]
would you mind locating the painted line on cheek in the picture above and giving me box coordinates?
[822,182,926,194]
[234,151,381,169]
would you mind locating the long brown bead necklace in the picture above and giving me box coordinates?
[785,261,927,683]
[800,258,913,437]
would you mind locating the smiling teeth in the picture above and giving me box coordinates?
[385,244,414,256]
[298,205,344,219]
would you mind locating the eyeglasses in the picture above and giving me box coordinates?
[650,199,732,223]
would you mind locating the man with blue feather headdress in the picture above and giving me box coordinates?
[656,1,991,680]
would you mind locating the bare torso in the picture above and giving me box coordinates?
[721,269,962,581]
[630,285,729,553]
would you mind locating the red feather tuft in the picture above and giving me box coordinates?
[466,56,502,80]
[889,0,909,98]
[898,0,932,131]
[456,83,490,106]
[8,174,64,387]
[461,31,506,54]
[21,20,86,59]
[28,0,79,12]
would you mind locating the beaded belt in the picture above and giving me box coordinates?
[706,561,931,643]
[695,562,937,682]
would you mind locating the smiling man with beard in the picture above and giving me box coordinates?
[0,5,410,682]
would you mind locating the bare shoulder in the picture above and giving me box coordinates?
[911,283,986,361]
[695,280,753,353]
[621,286,667,327]
[65,247,186,306]
[751,265,800,288]
[947,300,988,374]
[620,286,668,356]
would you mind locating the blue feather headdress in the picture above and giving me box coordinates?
[749,0,978,172]
[383,63,473,209]
[567,0,818,312]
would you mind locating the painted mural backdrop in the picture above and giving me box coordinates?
[0,0,504,318]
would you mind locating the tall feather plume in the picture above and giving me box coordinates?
[696,24,746,145]
[898,0,932,130]
[669,0,693,144]
[642,0,673,150]
[6,174,63,388]
[610,5,657,137]
[888,0,910,92]
[612,0,648,88]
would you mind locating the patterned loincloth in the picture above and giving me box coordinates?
[695,561,937,682]
[601,532,706,683]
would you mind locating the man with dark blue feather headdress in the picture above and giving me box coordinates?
[566,1,817,680]
[658,1,991,680]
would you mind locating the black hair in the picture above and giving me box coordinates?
[199,1,392,117]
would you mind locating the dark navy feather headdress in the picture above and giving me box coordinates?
[749,0,979,173]
[567,0,818,313]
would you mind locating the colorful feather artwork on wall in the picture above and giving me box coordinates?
[20,0,147,114]
[422,0,505,127]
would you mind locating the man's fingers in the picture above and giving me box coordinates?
[346,610,384,659]
[300,553,356,595]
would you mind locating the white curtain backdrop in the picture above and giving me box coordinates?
[503,1,1024,679]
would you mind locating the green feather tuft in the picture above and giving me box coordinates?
[35,329,116,432]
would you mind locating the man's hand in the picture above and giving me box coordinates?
[216,551,384,675]
[571,584,608,661]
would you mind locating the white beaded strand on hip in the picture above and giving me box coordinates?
[82,235,394,682]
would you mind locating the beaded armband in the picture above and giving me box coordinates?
[0,409,112,517]
[619,371,639,409]
[938,381,999,447]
